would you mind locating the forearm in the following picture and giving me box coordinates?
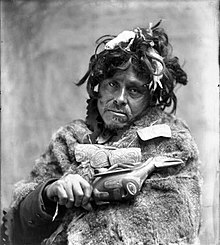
[15,179,65,244]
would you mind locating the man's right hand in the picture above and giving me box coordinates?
[44,174,93,211]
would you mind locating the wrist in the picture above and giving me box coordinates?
[43,184,53,201]
[42,184,57,215]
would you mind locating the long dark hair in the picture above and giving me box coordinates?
[77,21,188,131]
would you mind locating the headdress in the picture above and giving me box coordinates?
[103,21,164,91]
[77,21,188,131]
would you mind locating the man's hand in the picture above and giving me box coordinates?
[45,174,93,211]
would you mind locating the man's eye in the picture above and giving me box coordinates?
[129,88,139,94]
[109,81,116,87]
[130,88,137,93]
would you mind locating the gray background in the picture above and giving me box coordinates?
[1,1,219,244]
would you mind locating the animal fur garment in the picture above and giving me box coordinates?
[8,107,201,245]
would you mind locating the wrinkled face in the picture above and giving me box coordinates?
[97,66,150,129]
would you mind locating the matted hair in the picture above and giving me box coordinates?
[77,21,188,131]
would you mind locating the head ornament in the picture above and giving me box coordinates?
[77,20,188,117]
[104,22,164,91]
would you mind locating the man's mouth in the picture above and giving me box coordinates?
[102,109,130,127]
[107,109,127,117]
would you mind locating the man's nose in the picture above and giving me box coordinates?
[114,88,127,106]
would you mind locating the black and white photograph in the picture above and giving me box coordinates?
[1,1,219,244]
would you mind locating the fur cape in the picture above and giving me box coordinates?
[8,107,201,245]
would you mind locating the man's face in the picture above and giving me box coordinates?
[97,66,150,130]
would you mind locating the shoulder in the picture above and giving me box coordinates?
[136,107,195,143]
[135,107,190,132]
[51,119,92,143]
[68,119,91,133]
[133,107,199,160]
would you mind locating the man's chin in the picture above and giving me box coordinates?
[105,124,125,130]
[104,118,129,130]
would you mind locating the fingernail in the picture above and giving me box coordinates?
[82,203,93,211]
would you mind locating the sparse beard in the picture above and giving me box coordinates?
[104,116,129,130]
[105,123,125,130]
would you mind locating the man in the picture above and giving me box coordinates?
[3,21,201,245]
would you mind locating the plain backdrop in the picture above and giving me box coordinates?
[1,1,219,244]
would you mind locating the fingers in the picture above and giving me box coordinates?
[61,181,75,208]
[80,179,93,207]
[71,176,93,209]
[56,183,68,206]
[48,174,93,210]
[72,180,84,207]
